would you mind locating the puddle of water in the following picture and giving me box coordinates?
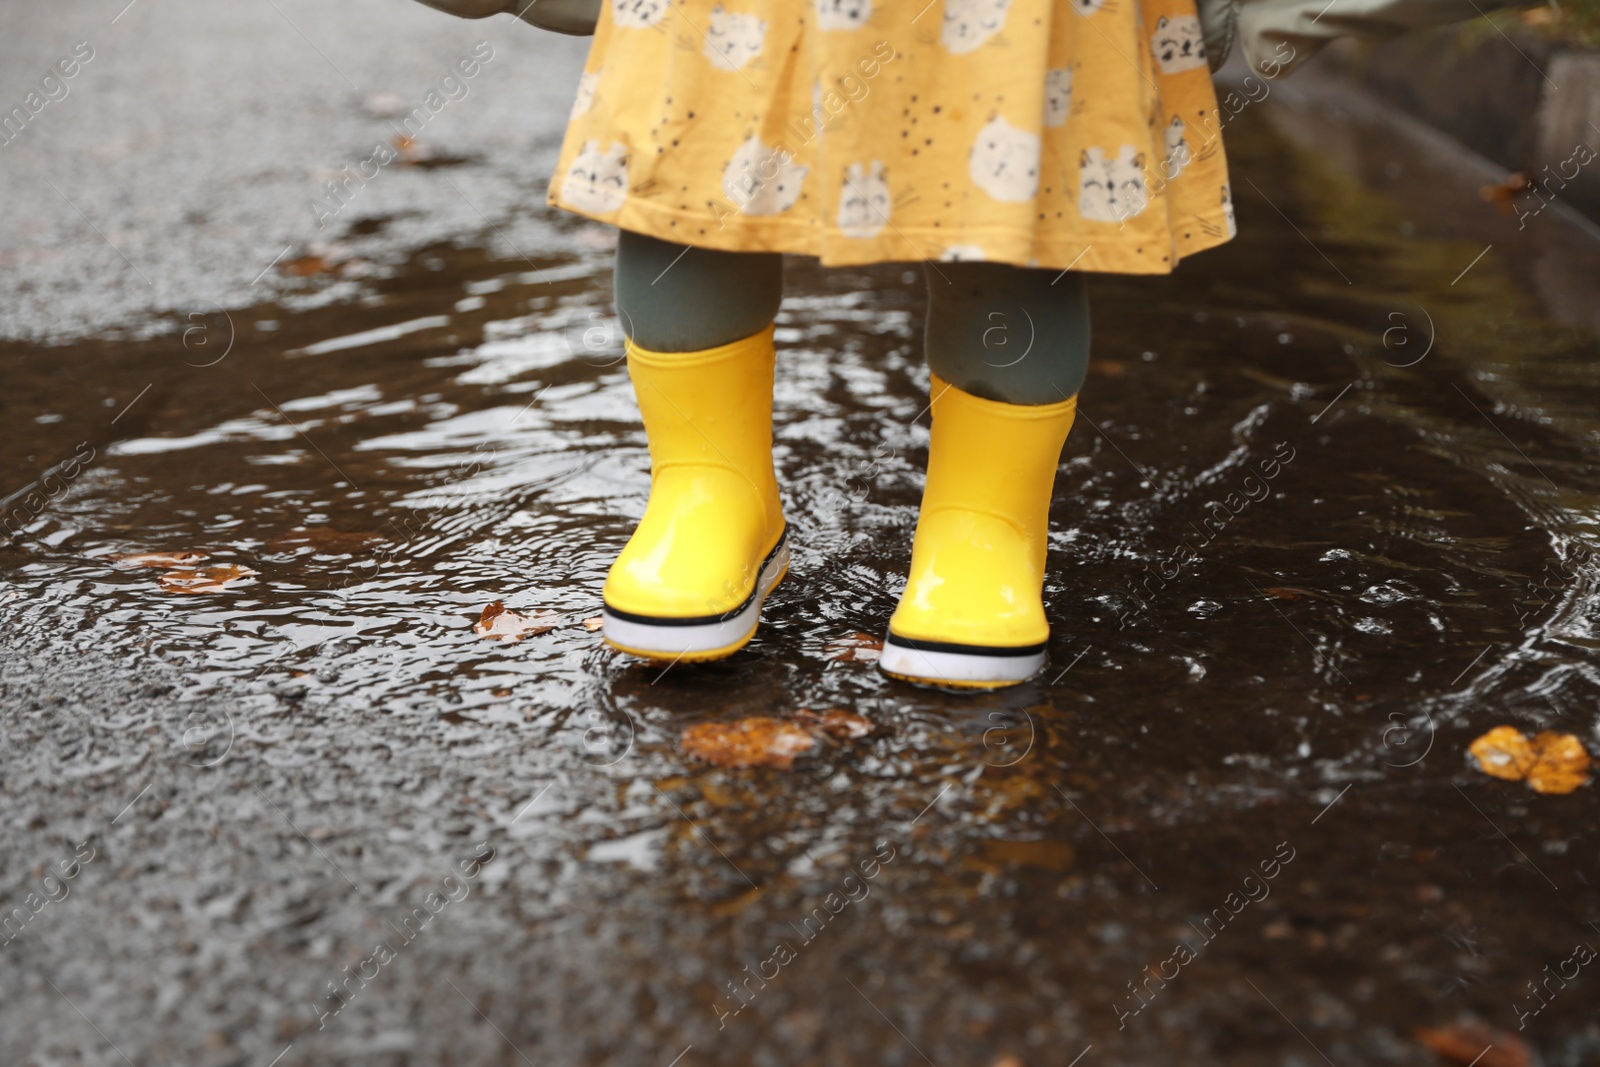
[3,96,1600,1066]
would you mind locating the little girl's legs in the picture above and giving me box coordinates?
[923,264,1090,405]
[612,229,783,352]
[599,230,789,661]
[880,264,1089,687]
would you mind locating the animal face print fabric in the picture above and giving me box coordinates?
[548,0,1234,274]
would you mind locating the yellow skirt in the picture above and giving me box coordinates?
[548,0,1236,274]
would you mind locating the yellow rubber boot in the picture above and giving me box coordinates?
[881,375,1077,687]
[601,325,788,662]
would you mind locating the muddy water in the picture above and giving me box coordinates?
[3,91,1600,1066]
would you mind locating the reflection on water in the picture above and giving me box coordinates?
[2,98,1599,1066]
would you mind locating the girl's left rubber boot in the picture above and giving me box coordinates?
[601,326,789,662]
[881,376,1077,687]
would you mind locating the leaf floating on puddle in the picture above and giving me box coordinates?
[110,551,209,569]
[282,254,332,277]
[1468,725,1591,794]
[582,615,604,632]
[1416,1022,1531,1067]
[796,708,873,740]
[473,600,558,642]
[1479,172,1532,214]
[823,632,883,663]
[157,565,258,594]
[681,718,816,770]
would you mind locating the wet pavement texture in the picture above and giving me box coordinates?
[4,13,1600,1067]
[0,1,587,341]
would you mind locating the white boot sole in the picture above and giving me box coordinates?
[602,532,790,662]
[879,634,1046,688]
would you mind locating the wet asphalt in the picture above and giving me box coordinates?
[4,5,1600,1067]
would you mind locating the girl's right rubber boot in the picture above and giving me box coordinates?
[601,325,789,662]
[880,375,1077,688]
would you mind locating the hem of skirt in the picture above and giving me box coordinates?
[547,191,1236,275]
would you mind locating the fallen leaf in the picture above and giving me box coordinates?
[823,632,883,663]
[1416,1022,1531,1067]
[266,527,383,556]
[1468,725,1591,794]
[281,254,332,277]
[1519,4,1560,25]
[582,615,604,632]
[796,708,874,739]
[391,136,470,169]
[1262,586,1315,600]
[1089,359,1128,378]
[110,551,208,568]
[989,1056,1025,1067]
[681,718,816,769]
[157,565,258,594]
[1480,172,1532,215]
[474,600,559,642]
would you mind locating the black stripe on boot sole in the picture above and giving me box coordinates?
[602,526,788,627]
[884,632,1048,658]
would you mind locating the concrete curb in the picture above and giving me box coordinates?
[1326,27,1600,222]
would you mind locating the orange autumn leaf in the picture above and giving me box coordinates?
[1480,172,1532,215]
[157,565,258,594]
[281,254,332,277]
[681,718,816,769]
[111,551,209,568]
[473,600,558,642]
[1468,725,1591,794]
[823,632,883,663]
[582,615,604,632]
[1416,1022,1531,1067]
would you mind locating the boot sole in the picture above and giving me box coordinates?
[601,530,790,663]
[879,632,1047,688]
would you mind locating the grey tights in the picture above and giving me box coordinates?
[613,229,1090,405]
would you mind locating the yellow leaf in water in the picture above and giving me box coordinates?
[1416,1022,1531,1067]
[1468,725,1591,794]
[281,254,332,277]
[157,565,258,594]
[681,718,816,769]
[111,551,209,568]
[1480,172,1533,216]
[473,601,558,642]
